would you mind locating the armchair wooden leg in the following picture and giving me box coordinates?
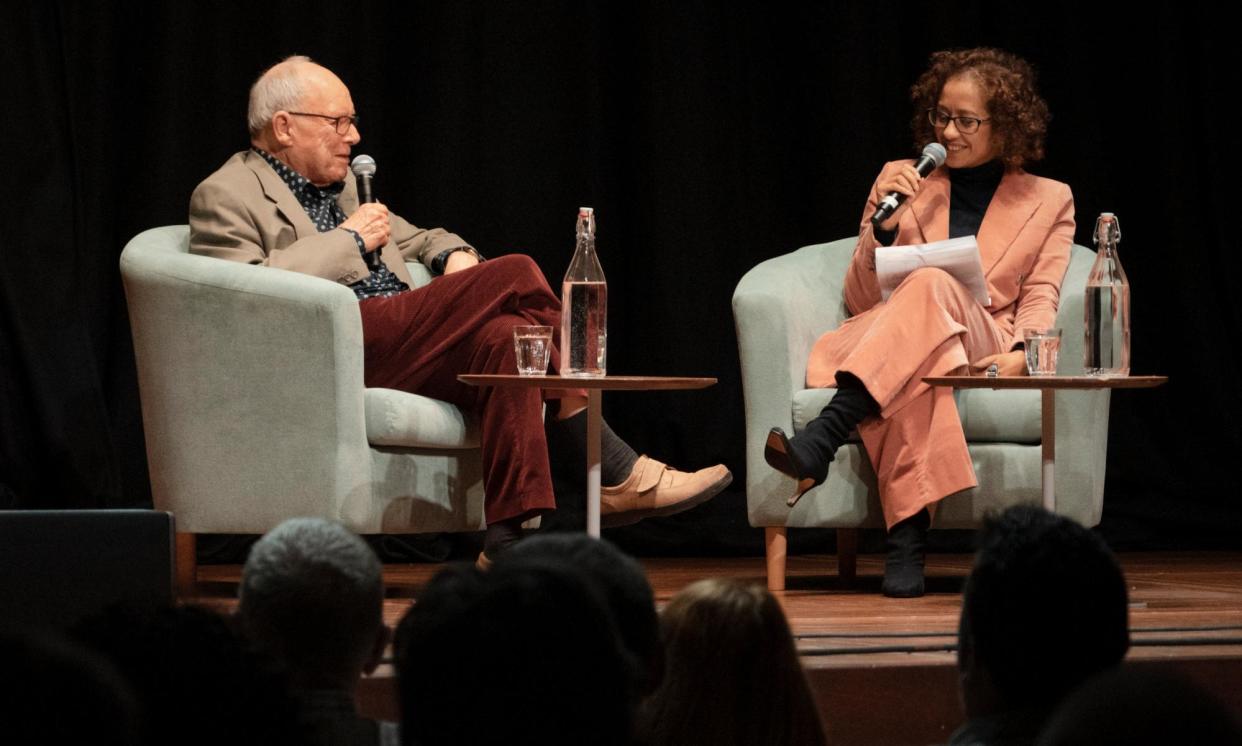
[837,528,858,586]
[175,532,198,600]
[765,526,788,592]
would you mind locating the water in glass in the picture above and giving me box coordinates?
[1024,330,1062,376]
[513,326,552,376]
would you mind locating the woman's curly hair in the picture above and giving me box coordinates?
[910,48,1051,169]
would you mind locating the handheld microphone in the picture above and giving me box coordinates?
[869,142,947,228]
[350,154,381,270]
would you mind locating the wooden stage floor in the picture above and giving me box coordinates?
[192,551,1242,745]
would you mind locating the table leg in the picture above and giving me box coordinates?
[1042,388,1055,511]
[586,389,602,538]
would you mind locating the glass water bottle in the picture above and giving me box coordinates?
[1084,212,1131,376]
[560,207,608,377]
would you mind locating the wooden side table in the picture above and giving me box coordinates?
[923,375,1167,510]
[459,375,717,537]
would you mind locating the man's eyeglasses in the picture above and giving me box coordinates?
[287,111,360,135]
[927,109,990,134]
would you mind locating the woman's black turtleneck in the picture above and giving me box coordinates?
[948,158,1004,239]
[873,158,1005,245]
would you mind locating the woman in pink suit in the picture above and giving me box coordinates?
[765,48,1075,597]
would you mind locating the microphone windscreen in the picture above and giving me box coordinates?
[921,142,947,168]
[350,154,377,177]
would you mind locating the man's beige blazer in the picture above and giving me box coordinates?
[189,150,472,286]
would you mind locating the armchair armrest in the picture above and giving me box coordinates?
[405,261,434,289]
[1047,244,1110,525]
[121,226,372,532]
[732,239,855,504]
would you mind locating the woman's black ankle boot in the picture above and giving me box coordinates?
[882,509,930,598]
[764,380,879,495]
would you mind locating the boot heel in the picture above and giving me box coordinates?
[787,477,817,507]
[765,428,826,505]
[764,428,800,480]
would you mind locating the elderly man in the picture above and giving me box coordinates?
[190,56,729,559]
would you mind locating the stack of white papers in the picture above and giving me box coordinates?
[875,235,991,307]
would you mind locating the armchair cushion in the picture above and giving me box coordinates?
[792,387,1040,443]
[364,388,479,448]
[363,262,483,449]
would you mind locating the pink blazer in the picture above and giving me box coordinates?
[840,159,1075,352]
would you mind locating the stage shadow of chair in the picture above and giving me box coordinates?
[733,237,1109,591]
[121,225,493,596]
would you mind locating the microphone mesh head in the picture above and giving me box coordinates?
[922,142,948,167]
[350,154,377,177]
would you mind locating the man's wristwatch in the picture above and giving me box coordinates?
[431,247,483,275]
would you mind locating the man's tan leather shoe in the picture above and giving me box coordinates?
[600,456,732,527]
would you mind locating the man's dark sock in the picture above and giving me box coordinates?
[547,409,640,486]
[483,519,523,558]
[790,375,880,482]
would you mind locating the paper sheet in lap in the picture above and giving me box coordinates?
[875,236,991,307]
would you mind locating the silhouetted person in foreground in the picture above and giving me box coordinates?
[73,604,303,746]
[238,517,397,746]
[1036,667,1242,746]
[637,578,827,746]
[496,532,664,696]
[1,628,141,746]
[394,561,633,746]
[948,505,1130,746]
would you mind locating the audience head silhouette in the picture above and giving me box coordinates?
[497,532,664,694]
[238,517,388,690]
[394,561,633,746]
[72,604,301,746]
[1036,667,1242,745]
[638,577,826,746]
[958,505,1129,722]
[1,628,141,746]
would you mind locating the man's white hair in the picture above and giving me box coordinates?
[240,516,381,601]
[247,55,316,136]
[238,517,383,683]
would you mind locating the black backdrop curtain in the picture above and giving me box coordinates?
[2,1,1237,551]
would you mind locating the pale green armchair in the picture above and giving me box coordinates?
[732,238,1109,590]
[121,226,487,592]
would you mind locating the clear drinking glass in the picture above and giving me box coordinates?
[513,325,553,376]
[1023,328,1062,376]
